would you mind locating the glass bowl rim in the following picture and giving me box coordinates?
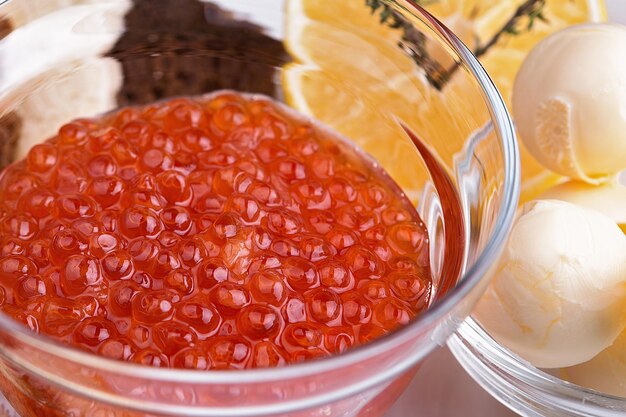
[449,317,626,416]
[0,0,520,386]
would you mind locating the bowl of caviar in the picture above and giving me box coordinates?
[0,0,518,416]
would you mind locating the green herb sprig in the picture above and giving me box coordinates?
[367,0,448,88]
[367,0,548,89]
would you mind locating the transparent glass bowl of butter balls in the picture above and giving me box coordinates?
[449,23,626,417]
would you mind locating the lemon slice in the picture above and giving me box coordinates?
[283,0,606,203]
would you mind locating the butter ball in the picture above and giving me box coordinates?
[539,180,626,231]
[474,200,626,368]
[563,329,626,397]
[513,24,626,183]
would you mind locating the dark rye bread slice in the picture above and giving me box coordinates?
[0,0,289,169]
[107,0,290,106]
[0,18,20,169]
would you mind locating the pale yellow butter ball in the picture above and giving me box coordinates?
[513,24,626,183]
[474,200,626,368]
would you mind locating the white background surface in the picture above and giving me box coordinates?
[386,1,626,416]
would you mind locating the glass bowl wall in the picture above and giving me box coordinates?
[449,318,626,417]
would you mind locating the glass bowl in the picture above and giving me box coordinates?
[0,0,519,416]
[449,318,626,417]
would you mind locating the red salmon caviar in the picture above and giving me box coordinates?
[0,92,432,369]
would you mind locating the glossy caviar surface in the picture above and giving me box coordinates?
[0,92,432,369]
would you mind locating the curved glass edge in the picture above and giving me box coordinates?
[449,318,626,417]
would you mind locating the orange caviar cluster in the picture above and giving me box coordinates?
[0,92,431,369]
